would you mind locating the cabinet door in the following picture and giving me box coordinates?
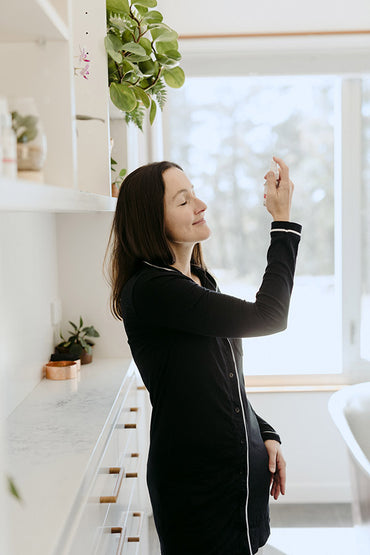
[72,1,110,195]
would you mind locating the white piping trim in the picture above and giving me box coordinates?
[271,228,301,237]
[143,261,176,272]
[227,339,253,555]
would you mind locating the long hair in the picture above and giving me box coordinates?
[105,161,207,320]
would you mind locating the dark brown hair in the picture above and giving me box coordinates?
[105,161,206,320]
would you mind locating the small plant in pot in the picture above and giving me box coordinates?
[55,317,100,365]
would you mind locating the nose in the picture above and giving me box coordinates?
[194,197,207,213]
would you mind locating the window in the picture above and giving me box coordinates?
[361,79,370,362]
[162,67,370,382]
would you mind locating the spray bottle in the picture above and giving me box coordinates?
[263,158,280,206]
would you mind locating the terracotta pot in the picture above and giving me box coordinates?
[80,351,93,365]
[111,182,119,198]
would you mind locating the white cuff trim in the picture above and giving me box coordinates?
[271,228,301,237]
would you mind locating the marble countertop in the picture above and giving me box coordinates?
[6,357,132,555]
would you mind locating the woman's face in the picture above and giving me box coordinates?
[163,167,211,246]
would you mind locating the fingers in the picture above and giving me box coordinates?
[278,451,287,495]
[272,156,289,183]
[270,462,286,500]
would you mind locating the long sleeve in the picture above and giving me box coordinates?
[254,411,281,444]
[130,221,302,339]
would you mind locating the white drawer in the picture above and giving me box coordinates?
[68,371,146,554]
[94,511,144,555]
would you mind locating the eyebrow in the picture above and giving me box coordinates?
[172,186,194,200]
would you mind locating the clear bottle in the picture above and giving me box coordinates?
[0,110,17,179]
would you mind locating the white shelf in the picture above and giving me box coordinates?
[0,0,69,42]
[0,177,117,212]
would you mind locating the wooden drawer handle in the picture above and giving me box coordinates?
[137,385,146,390]
[124,423,136,429]
[130,407,138,412]
[111,512,143,553]
[126,472,138,478]
[100,466,125,503]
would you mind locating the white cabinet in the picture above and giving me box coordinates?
[0,0,113,211]
[67,372,151,555]
[6,359,152,555]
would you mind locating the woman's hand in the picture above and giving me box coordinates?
[264,439,286,500]
[264,156,294,222]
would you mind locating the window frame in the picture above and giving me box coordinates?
[156,35,370,386]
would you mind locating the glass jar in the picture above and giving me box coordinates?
[9,97,47,171]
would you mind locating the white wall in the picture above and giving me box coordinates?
[0,212,59,417]
[249,390,351,503]
[158,0,370,35]
[56,212,130,360]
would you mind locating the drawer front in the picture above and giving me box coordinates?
[68,369,148,554]
[94,511,144,555]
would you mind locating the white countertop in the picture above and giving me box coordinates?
[6,358,132,555]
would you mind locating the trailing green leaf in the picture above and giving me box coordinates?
[104,35,123,63]
[155,40,179,54]
[139,37,152,55]
[132,0,157,7]
[110,82,137,112]
[106,0,130,15]
[163,66,185,88]
[142,10,163,24]
[132,86,151,108]
[149,98,157,124]
[123,42,147,56]
[149,24,178,42]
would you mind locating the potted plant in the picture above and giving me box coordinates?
[105,0,185,131]
[10,98,47,172]
[55,317,100,365]
[111,156,127,197]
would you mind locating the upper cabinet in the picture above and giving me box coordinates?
[0,0,115,211]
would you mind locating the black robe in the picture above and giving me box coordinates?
[120,220,302,555]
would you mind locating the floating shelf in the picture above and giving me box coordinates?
[0,0,70,42]
[0,177,117,212]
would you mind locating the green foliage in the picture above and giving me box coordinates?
[111,157,127,187]
[11,111,39,143]
[56,316,100,357]
[7,476,22,501]
[106,0,184,129]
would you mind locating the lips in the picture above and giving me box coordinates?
[193,218,206,225]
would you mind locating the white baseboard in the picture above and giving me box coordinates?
[270,482,352,504]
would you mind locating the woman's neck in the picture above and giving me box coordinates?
[170,244,193,279]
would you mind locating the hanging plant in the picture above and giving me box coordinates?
[105,0,185,130]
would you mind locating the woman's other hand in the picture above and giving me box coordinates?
[264,439,286,500]
[264,156,294,222]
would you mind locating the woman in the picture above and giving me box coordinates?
[107,157,301,555]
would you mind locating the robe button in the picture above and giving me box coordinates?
[235,407,240,414]
[229,372,234,378]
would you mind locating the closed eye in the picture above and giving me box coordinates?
[179,201,187,206]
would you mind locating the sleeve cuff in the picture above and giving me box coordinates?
[271,221,302,237]
[262,430,282,444]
